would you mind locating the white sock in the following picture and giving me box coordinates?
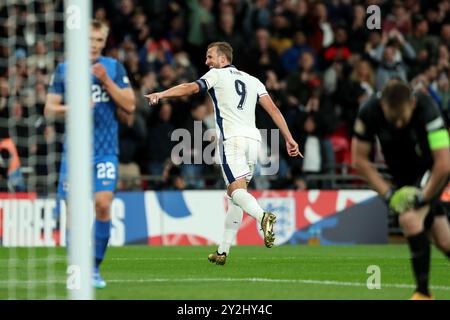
[218,197,243,255]
[231,188,265,223]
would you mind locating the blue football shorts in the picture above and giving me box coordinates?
[57,155,118,199]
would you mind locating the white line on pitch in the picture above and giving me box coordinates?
[107,256,414,261]
[105,278,450,291]
[109,257,303,261]
[2,277,450,291]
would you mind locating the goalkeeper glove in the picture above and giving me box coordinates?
[388,186,429,214]
[413,191,429,209]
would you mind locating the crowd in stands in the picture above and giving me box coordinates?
[1,0,450,192]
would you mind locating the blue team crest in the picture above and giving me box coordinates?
[257,197,296,245]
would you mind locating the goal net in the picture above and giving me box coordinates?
[0,0,68,299]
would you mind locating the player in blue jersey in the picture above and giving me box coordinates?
[45,20,135,288]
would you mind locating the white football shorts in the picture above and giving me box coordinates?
[218,136,260,186]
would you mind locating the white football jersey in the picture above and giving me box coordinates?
[197,65,268,141]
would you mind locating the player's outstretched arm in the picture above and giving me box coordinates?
[44,93,67,118]
[352,137,391,196]
[144,82,200,106]
[258,94,302,158]
[92,63,136,114]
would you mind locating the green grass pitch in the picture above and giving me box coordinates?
[0,245,449,300]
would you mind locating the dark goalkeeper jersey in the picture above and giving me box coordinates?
[353,91,449,187]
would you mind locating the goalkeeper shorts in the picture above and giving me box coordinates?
[416,170,449,229]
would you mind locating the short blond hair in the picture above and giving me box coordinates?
[208,42,233,63]
[91,19,109,37]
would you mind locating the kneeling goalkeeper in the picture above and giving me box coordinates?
[352,79,450,300]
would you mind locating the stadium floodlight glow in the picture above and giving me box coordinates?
[65,0,93,300]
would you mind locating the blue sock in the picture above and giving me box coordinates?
[94,219,111,270]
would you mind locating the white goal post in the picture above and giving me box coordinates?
[65,0,93,300]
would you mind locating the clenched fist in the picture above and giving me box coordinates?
[92,63,108,83]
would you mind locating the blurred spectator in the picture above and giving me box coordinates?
[180,102,208,189]
[130,9,151,49]
[0,77,25,191]
[375,45,407,90]
[173,51,198,82]
[27,40,54,73]
[166,14,187,53]
[118,162,141,191]
[119,104,147,166]
[111,0,136,44]
[436,43,450,74]
[256,70,290,185]
[186,0,215,69]
[440,23,450,48]
[374,30,416,90]
[321,25,351,70]
[269,10,294,56]
[424,3,448,36]
[140,71,159,95]
[94,6,108,25]
[382,0,412,35]
[437,72,450,115]
[407,14,439,78]
[157,160,187,191]
[243,0,271,36]
[364,31,383,65]
[307,2,334,53]
[264,69,288,111]
[206,10,244,65]
[244,28,282,79]
[297,113,326,189]
[139,35,173,73]
[124,49,143,88]
[285,51,319,108]
[280,30,313,73]
[158,63,178,89]
[146,102,176,176]
[327,58,372,138]
[291,0,309,32]
[348,4,369,54]
[349,59,375,107]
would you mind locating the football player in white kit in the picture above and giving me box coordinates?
[145,42,302,265]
